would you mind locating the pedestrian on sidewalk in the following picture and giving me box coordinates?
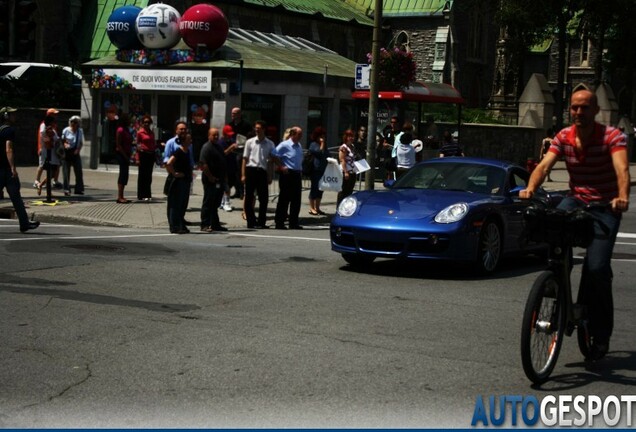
[219,124,239,211]
[165,133,193,234]
[163,120,195,224]
[199,128,228,233]
[33,108,62,190]
[307,126,329,216]
[439,130,464,158]
[242,120,275,229]
[115,113,133,203]
[61,115,85,196]
[226,107,253,200]
[0,106,39,233]
[540,129,554,181]
[36,115,62,196]
[136,115,157,201]
[273,126,304,229]
[337,129,357,205]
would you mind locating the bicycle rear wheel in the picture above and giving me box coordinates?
[520,271,565,384]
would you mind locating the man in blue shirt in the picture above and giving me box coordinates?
[163,120,195,225]
[163,121,195,167]
[273,126,304,229]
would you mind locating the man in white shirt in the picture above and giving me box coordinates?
[241,120,275,229]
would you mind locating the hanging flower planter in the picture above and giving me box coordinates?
[367,47,417,91]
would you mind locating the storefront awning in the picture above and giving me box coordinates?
[83,28,358,80]
[351,81,464,104]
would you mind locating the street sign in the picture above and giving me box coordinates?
[355,64,370,90]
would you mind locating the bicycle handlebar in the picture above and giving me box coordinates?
[522,201,610,248]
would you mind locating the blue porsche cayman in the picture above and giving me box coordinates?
[330,157,550,274]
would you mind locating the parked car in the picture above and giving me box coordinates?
[0,62,82,83]
[0,62,82,109]
[330,157,555,274]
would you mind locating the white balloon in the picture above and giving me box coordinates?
[136,3,181,49]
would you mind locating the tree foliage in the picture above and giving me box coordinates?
[496,0,636,120]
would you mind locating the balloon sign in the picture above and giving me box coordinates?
[136,3,182,49]
[180,3,229,51]
[107,5,143,49]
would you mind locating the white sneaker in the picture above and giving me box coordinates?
[223,203,233,212]
[33,181,40,188]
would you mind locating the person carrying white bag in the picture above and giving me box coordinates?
[336,129,357,204]
[319,157,342,193]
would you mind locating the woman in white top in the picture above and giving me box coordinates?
[395,132,416,178]
[337,129,356,205]
[60,115,84,195]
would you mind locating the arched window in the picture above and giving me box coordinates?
[394,31,410,52]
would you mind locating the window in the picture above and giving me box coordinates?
[580,33,590,67]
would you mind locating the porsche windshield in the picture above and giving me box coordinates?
[393,163,506,195]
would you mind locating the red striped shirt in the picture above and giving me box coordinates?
[549,123,627,203]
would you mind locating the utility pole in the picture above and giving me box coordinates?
[364,0,382,190]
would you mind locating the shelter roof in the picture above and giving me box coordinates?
[352,81,464,104]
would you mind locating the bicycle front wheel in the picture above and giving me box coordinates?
[520,271,565,384]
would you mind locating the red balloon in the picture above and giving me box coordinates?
[179,4,229,51]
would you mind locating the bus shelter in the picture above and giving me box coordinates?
[352,81,464,159]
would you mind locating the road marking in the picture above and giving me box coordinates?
[0,233,176,242]
[228,232,330,242]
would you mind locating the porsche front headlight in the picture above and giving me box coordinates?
[435,202,469,223]
[337,196,358,217]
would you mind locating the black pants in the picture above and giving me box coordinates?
[62,150,84,193]
[0,169,30,230]
[245,166,269,226]
[201,180,224,229]
[167,178,190,232]
[337,172,356,205]
[275,170,302,227]
[137,151,155,200]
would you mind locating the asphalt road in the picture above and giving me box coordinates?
[1,207,635,428]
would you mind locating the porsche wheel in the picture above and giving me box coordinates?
[342,253,375,267]
[476,220,502,274]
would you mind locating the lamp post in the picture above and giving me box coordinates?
[365,0,382,190]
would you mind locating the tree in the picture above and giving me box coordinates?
[496,0,636,125]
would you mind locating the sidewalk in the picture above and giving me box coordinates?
[1,161,634,231]
[0,164,339,231]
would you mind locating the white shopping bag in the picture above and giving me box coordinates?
[319,158,342,192]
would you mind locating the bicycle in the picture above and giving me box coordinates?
[519,201,606,384]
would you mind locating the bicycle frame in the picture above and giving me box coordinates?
[543,235,581,337]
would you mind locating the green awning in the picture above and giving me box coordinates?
[241,0,373,24]
[344,0,450,17]
[83,30,357,80]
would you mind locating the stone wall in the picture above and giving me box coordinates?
[459,123,544,167]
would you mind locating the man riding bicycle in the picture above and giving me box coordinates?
[519,89,630,361]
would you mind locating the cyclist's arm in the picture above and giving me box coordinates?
[519,151,558,199]
[612,148,630,212]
